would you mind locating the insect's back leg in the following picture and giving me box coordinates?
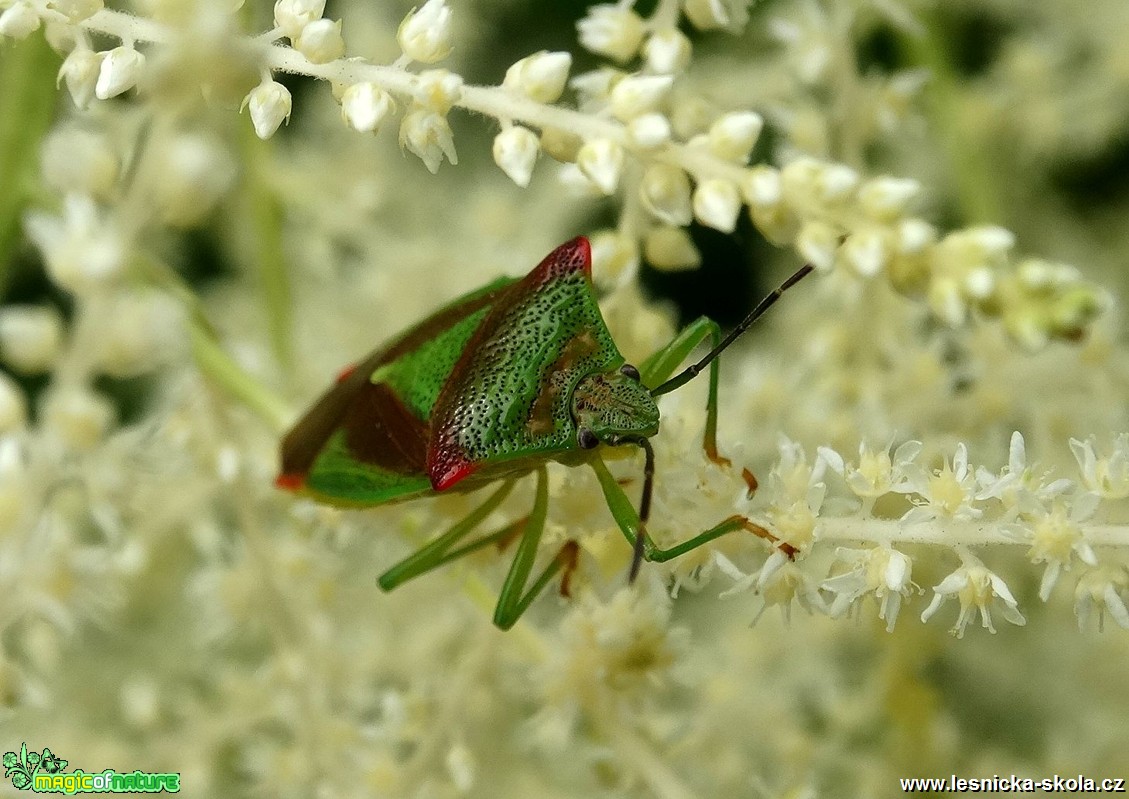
[377,480,515,591]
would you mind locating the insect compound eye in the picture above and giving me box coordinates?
[577,427,599,449]
[619,363,641,381]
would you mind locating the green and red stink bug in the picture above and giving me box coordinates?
[277,237,812,629]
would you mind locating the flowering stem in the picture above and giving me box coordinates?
[818,517,1129,548]
[189,320,292,433]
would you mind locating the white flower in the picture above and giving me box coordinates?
[859,176,920,221]
[0,2,40,40]
[684,0,751,32]
[588,230,638,290]
[626,113,671,150]
[796,220,839,271]
[1074,566,1129,632]
[398,0,453,64]
[57,49,103,110]
[975,431,1073,518]
[841,227,890,277]
[24,193,125,292]
[822,546,917,631]
[718,555,827,626]
[820,440,922,515]
[41,385,116,451]
[708,111,763,163]
[1022,501,1099,601]
[539,127,580,163]
[609,74,673,121]
[643,226,699,271]
[0,305,64,375]
[692,179,741,233]
[95,45,145,99]
[741,164,782,207]
[399,108,457,173]
[295,18,344,64]
[1069,434,1129,500]
[273,0,325,39]
[576,138,624,195]
[643,29,691,74]
[639,164,692,226]
[492,126,540,188]
[414,69,463,113]
[152,133,236,226]
[242,79,292,140]
[576,5,645,64]
[40,126,119,198]
[341,82,395,133]
[920,552,1025,636]
[503,51,571,103]
[898,443,982,522]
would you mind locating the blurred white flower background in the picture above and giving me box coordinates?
[0,0,1128,795]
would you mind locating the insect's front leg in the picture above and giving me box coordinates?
[638,316,728,466]
[590,457,795,565]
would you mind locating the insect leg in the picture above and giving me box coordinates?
[493,467,578,629]
[592,457,794,566]
[377,479,515,591]
[638,316,728,465]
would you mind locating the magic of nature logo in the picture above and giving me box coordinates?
[3,743,180,793]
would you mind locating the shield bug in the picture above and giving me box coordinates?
[277,237,811,629]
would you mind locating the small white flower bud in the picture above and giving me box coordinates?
[273,0,325,39]
[576,138,624,195]
[589,229,638,289]
[399,108,457,173]
[639,164,692,226]
[492,126,540,188]
[556,163,605,198]
[645,226,700,271]
[0,3,40,40]
[966,225,1016,256]
[643,29,691,74]
[842,228,889,277]
[576,5,645,64]
[708,111,763,163]
[57,49,103,110]
[95,45,145,99]
[626,113,671,150]
[25,194,125,293]
[569,67,621,109]
[859,176,920,221]
[540,127,581,163]
[43,21,75,53]
[610,74,673,121]
[96,292,183,376]
[398,0,453,64]
[41,385,115,451]
[963,267,996,300]
[0,305,64,374]
[242,79,292,140]
[692,179,741,233]
[295,18,344,64]
[414,69,462,113]
[897,218,936,253]
[341,82,395,133]
[45,0,102,23]
[817,163,860,202]
[797,220,840,271]
[741,165,782,207]
[0,374,27,433]
[504,51,571,104]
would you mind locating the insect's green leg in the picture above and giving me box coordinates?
[493,467,578,630]
[639,316,727,464]
[377,480,515,591]
[591,458,792,563]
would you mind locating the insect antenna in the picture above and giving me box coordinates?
[628,436,655,583]
[650,263,814,398]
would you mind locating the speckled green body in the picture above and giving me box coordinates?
[277,238,642,505]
